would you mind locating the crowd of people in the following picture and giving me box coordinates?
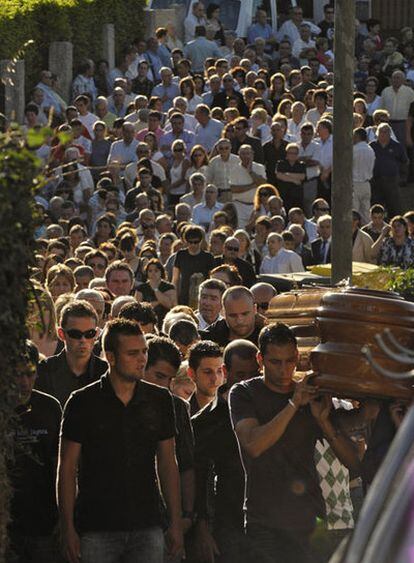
[7,2,414,563]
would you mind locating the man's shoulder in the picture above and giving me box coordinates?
[38,351,65,372]
[31,388,62,413]
[140,379,173,402]
[229,376,264,400]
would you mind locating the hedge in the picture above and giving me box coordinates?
[0,0,147,92]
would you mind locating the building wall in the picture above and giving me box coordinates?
[372,0,414,32]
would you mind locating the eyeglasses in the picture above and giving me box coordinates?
[226,246,239,252]
[65,328,97,340]
[187,239,201,245]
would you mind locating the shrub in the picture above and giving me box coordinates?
[0,0,146,94]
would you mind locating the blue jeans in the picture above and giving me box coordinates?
[81,527,164,563]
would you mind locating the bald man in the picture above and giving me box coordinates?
[251,282,277,316]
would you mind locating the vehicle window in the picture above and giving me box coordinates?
[204,0,241,30]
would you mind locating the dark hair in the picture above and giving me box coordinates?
[183,225,204,242]
[119,301,158,327]
[26,339,40,368]
[103,318,144,355]
[169,320,199,346]
[188,340,222,371]
[207,2,220,18]
[353,127,367,142]
[258,323,297,356]
[105,260,134,283]
[223,339,258,370]
[85,249,109,267]
[370,204,385,214]
[210,264,242,286]
[146,336,181,370]
[144,258,166,279]
[199,278,227,295]
[60,299,98,328]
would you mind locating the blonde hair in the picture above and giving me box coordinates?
[251,107,268,123]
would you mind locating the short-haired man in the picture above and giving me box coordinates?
[260,233,305,274]
[311,214,332,264]
[196,278,226,330]
[8,341,62,563]
[192,340,260,563]
[250,282,277,316]
[58,319,183,562]
[229,323,359,563]
[172,225,215,307]
[187,340,224,415]
[352,127,376,225]
[206,138,241,203]
[144,336,196,534]
[119,301,158,334]
[192,184,223,231]
[194,105,224,152]
[105,260,135,297]
[36,301,107,406]
[200,286,264,347]
[213,236,257,287]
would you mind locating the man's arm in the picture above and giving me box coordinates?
[172,266,181,300]
[230,182,256,194]
[57,439,81,563]
[157,438,184,559]
[232,377,317,459]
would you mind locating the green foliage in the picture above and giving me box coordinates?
[0,0,147,93]
[387,268,414,301]
[0,133,39,560]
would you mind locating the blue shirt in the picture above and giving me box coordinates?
[158,44,172,68]
[247,22,275,44]
[152,82,180,112]
[194,118,224,152]
[184,37,222,73]
[144,51,163,83]
[370,139,408,177]
[36,82,64,115]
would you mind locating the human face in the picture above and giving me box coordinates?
[108,334,148,383]
[209,235,224,256]
[259,342,298,393]
[286,148,299,164]
[391,220,407,239]
[59,316,97,360]
[189,356,224,400]
[205,187,217,207]
[199,288,222,325]
[107,270,133,296]
[218,142,231,160]
[16,366,37,404]
[267,236,282,257]
[186,237,202,255]
[223,240,240,261]
[171,379,196,401]
[234,123,248,141]
[318,220,332,240]
[145,359,177,389]
[76,275,92,291]
[50,275,72,299]
[147,264,162,283]
[224,296,256,339]
[225,354,261,388]
[97,220,112,239]
[70,230,85,249]
[88,258,107,277]
[160,237,173,256]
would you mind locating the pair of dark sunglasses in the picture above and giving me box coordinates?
[65,328,97,340]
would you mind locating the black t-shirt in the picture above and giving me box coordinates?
[200,318,262,348]
[229,377,324,531]
[173,395,194,473]
[174,249,215,306]
[276,159,306,189]
[10,390,62,536]
[137,279,176,326]
[263,139,288,185]
[212,256,256,288]
[192,395,245,528]
[61,375,176,533]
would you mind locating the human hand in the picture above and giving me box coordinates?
[165,523,184,560]
[292,373,318,407]
[194,521,220,563]
[61,526,81,563]
[310,394,332,426]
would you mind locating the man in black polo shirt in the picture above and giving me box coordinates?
[229,324,359,563]
[200,286,265,348]
[36,301,108,407]
[58,319,183,563]
[192,340,260,563]
[8,340,62,563]
[275,142,306,212]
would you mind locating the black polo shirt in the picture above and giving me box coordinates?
[61,374,176,533]
[36,350,108,407]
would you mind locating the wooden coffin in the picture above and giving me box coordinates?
[311,288,414,400]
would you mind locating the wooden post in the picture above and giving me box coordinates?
[331,0,355,284]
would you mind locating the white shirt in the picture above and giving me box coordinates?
[78,112,99,139]
[196,311,223,330]
[318,135,333,169]
[287,117,306,142]
[299,140,321,180]
[229,162,266,203]
[124,159,166,189]
[292,38,316,60]
[107,139,139,166]
[380,84,414,120]
[260,248,305,274]
[205,154,241,193]
[306,106,333,127]
[276,19,320,45]
[184,13,207,43]
[353,141,376,183]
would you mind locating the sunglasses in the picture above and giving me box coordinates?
[226,246,239,251]
[257,302,270,311]
[65,328,97,340]
[174,147,184,152]
[317,207,330,212]
[90,262,106,269]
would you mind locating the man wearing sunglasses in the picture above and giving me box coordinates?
[36,301,107,407]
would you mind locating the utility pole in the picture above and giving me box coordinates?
[331,0,355,284]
